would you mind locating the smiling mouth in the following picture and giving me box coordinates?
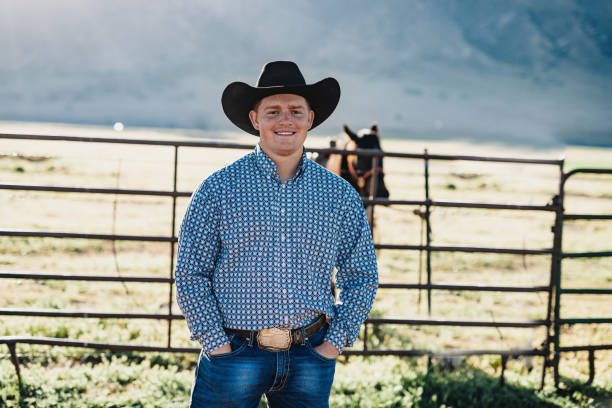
[274,131,296,136]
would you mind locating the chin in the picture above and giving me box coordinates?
[277,148,299,156]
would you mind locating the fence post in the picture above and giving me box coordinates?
[586,350,595,386]
[7,342,23,396]
[424,149,433,315]
[551,160,566,388]
[499,354,508,386]
[167,145,179,349]
[540,162,565,389]
[367,155,380,236]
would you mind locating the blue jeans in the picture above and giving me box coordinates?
[190,323,337,407]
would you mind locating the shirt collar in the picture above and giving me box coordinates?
[254,143,307,182]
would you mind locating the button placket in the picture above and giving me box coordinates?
[277,181,287,312]
[280,181,291,317]
[270,180,281,312]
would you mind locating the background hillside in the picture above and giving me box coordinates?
[1,0,611,145]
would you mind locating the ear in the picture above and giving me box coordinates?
[343,124,358,141]
[307,109,314,130]
[248,110,259,131]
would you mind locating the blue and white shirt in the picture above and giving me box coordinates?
[175,143,378,354]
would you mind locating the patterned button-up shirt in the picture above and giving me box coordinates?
[175,143,378,354]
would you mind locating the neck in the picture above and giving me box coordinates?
[260,144,303,182]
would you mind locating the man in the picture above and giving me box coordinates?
[175,61,378,407]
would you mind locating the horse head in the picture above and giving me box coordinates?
[326,123,390,199]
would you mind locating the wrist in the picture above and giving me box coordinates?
[207,342,231,356]
[317,341,340,357]
[322,336,344,354]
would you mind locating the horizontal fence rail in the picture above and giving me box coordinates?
[0,272,551,292]
[1,133,610,390]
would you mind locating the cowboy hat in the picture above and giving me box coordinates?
[221,61,340,136]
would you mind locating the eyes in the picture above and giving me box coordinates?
[264,109,305,118]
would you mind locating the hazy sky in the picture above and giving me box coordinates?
[1,1,611,145]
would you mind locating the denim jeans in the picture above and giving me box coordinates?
[190,322,337,407]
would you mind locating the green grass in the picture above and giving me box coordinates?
[2,354,610,407]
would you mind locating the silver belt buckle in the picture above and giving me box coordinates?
[257,327,292,352]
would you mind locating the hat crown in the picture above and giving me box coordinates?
[256,61,306,87]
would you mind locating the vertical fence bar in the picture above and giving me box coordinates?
[367,155,380,237]
[7,342,23,395]
[424,149,433,315]
[552,160,566,388]
[541,160,564,389]
[365,154,378,356]
[167,145,179,349]
[586,349,595,386]
[500,354,508,386]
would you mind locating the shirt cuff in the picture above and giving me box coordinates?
[323,321,350,354]
[192,326,230,355]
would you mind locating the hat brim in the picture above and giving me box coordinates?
[222,77,340,136]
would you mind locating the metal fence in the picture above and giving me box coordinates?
[551,168,612,387]
[0,133,610,391]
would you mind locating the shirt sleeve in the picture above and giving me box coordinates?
[324,189,379,352]
[175,175,229,354]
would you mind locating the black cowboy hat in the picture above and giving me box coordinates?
[221,61,340,136]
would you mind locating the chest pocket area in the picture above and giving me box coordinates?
[298,210,338,263]
[222,214,273,256]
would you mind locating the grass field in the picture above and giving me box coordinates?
[0,121,611,407]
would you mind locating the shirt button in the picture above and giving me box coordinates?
[284,316,289,324]
[282,289,287,294]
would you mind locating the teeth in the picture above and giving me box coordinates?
[276,132,294,135]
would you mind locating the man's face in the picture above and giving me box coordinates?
[248,93,314,157]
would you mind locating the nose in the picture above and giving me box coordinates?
[279,110,292,122]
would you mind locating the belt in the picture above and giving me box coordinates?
[225,314,327,352]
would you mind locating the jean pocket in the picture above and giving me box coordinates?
[209,333,247,359]
[195,349,206,377]
[306,342,337,362]
[305,326,336,362]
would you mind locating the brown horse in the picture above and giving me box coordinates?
[320,123,390,199]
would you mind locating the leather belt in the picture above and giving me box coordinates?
[225,314,327,352]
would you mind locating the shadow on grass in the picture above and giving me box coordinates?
[555,376,612,407]
[333,361,611,407]
[1,349,197,407]
[415,366,554,408]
